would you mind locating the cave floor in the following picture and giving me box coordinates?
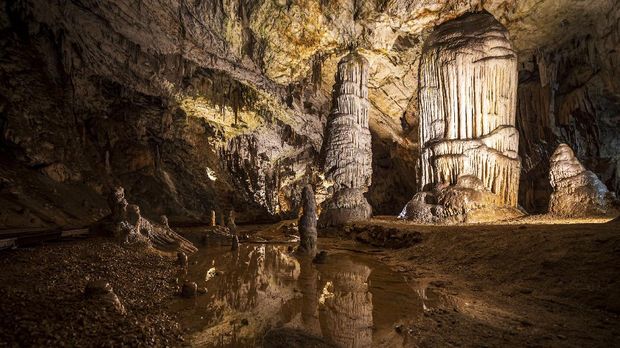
[0,218,618,347]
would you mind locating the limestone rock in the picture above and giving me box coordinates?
[319,52,373,226]
[298,185,317,257]
[84,280,126,315]
[104,186,197,254]
[548,144,615,216]
[180,281,198,298]
[177,251,188,268]
[400,12,522,223]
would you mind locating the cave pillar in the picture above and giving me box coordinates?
[319,51,373,226]
[400,12,522,223]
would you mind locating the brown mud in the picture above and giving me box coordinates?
[0,217,618,347]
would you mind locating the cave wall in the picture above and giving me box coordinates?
[517,4,620,212]
[0,0,619,227]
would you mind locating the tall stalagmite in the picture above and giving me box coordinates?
[298,185,317,257]
[319,52,373,226]
[400,12,522,223]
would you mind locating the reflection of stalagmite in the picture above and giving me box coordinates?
[298,185,318,257]
[299,257,321,336]
[400,12,522,223]
[319,258,373,348]
[319,51,372,226]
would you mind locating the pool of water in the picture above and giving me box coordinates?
[170,241,445,347]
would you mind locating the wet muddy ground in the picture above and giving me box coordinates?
[0,217,618,347]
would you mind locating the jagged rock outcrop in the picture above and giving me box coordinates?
[298,185,317,257]
[548,144,616,217]
[400,12,522,223]
[319,52,372,226]
[103,186,197,253]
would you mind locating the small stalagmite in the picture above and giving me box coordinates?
[298,185,317,257]
[548,144,616,217]
[400,12,522,223]
[210,210,216,227]
[319,51,372,226]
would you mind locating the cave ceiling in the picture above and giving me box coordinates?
[12,0,615,144]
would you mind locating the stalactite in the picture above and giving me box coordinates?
[319,51,372,226]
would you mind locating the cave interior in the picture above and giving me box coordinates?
[0,0,619,347]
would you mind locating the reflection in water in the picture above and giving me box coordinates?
[318,258,373,347]
[173,244,436,347]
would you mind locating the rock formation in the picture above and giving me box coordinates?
[104,186,197,254]
[319,52,373,226]
[84,280,126,315]
[298,185,317,257]
[548,144,616,216]
[400,12,522,223]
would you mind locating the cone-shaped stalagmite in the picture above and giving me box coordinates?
[548,144,616,216]
[298,185,317,257]
[319,51,372,226]
[400,12,522,223]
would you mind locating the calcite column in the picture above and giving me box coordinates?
[319,51,372,226]
[400,12,522,223]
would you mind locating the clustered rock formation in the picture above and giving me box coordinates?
[548,144,616,217]
[319,52,373,226]
[104,186,196,253]
[399,12,522,223]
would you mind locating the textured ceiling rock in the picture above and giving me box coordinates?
[0,0,619,225]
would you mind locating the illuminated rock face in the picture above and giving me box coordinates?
[548,144,615,216]
[319,52,372,226]
[400,12,522,223]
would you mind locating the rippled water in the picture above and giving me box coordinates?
[171,242,445,347]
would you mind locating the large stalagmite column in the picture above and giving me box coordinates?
[400,12,522,223]
[319,51,373,226]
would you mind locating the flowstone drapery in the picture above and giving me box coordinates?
[400,12,523,223]
[319,51,373,226]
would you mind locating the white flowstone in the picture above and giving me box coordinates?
[401,12,522,223]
